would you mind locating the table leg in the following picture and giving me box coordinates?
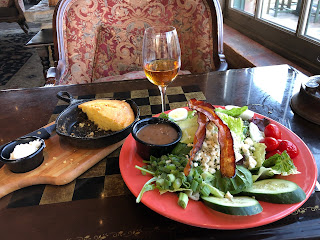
[35,46,51,79]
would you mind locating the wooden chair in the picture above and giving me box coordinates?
[0,0,28,33]
[267,0,297,17]
[48,0,227,85]
[311,0,320,23]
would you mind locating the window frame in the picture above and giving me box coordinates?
[224,0,320,73]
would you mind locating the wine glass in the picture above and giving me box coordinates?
[142,26,181,112]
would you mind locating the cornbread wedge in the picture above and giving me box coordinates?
[78,99,135,131]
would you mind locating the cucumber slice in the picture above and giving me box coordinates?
[202,196,263,216]
[242,179,306,204]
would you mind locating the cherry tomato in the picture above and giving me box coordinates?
[277,140,299,158]
[265,149,282,159]
[260,137,279,151]
[264,123,282,139]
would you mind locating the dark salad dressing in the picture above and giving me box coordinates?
[136,123,178,145]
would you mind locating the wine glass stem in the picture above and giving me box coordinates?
[158,85,167,112]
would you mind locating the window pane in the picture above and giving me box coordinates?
[232,0,256,15]
[260,0,301,31]
[304,0,320,41]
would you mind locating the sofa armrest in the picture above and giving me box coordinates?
[216,53,228,71]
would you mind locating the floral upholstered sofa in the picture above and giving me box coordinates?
[52,0,227,85]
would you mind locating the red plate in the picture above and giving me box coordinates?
[119,108,317,230]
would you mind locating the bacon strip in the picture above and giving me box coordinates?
[186,99,236,178]
[184,111,208,176]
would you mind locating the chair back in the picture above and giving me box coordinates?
[54,0,226,85]
[0,0,28,33]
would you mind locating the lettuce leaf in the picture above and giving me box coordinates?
[252,166,275,182]
[216,112,245,141]
[262,151,300,176]
[215,106,248,117]
[211,165,253,194]
[187,110,196,119]
[159,112,169,119]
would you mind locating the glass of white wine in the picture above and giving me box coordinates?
[142,26,181,112]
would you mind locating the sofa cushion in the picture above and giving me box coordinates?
[92,26,143,81]
[58,0,215,85]
[0,0,12,8]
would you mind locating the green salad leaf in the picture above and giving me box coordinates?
[251,166,275,182]
[262,151,300,176]
[215,106,248,117]
[159,112,169,119]
[216,112,245,141]
[187,110,196,118]
[211,165,253,194]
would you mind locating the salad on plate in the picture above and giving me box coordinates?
[135,99,306,216]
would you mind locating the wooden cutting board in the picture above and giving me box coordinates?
[0,123,125,198]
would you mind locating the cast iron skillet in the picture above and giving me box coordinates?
[55,91,140,148]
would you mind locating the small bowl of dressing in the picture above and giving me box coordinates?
[131,117,182,160]
[0,136,45,173]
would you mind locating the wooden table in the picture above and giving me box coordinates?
[25,28,54,79]
[0,65,319,239]
[24,0,55,79]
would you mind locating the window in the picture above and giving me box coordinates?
[224,0,320,73]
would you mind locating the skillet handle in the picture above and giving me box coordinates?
[56,91,77,105]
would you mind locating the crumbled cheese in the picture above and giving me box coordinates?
[225,191,233,200]
[9,139,42,160]
[232,133,243,162]
[241,137,258,169]
[249,122,264,142]
[193,123,259,173]
[241,143,251,157]
[193,122,220,174]
[246,156,257,169]
[244,137,254,146]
